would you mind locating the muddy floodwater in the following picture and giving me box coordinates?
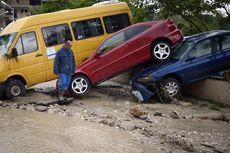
[0,109,152,153]
[0,80,230,153]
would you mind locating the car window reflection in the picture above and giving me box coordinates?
[99,32,126,55]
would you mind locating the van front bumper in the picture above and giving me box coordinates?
[0,82,4,98]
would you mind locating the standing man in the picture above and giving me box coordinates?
[54,41,76,101]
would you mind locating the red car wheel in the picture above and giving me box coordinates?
[151,41,171,62]
[70,75,91,96]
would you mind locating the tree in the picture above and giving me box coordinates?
[33,0,229,35]
[157,0,229,35]
[122,0,160,23]
[34,0,96,14]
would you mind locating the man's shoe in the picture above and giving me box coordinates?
[58,92,64,101]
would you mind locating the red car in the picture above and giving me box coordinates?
[69,19,183,96]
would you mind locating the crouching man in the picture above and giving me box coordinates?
[54,41,76,101]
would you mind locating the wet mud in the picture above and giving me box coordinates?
[0,80,230,153]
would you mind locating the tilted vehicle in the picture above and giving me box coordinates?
[0,2,132,98]
[70,19,183,96]
[131,30,230,102]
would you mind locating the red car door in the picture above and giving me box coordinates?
[90,31,128,82]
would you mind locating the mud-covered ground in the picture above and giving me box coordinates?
[0,80,230,153]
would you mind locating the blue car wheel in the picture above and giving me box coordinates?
[163,77,181,97]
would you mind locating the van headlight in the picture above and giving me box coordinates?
[137,75,154,83]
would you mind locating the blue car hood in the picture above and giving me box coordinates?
[133,59,180,78]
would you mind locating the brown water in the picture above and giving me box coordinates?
[0,108,153,153]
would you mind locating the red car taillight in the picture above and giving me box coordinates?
[167,18,176,31]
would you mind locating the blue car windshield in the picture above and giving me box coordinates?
[171,41,193,60]
[0,33,17,56]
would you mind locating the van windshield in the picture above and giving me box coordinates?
[0,33,17,56]
[171,41,193,60]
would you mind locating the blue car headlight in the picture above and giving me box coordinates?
[137,75,154,83]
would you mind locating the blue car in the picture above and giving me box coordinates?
[131,30,230,102]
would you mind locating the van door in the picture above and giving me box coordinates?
[12,30,46,86]
[41,23,73,80]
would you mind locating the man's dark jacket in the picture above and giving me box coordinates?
[54,47,76,74]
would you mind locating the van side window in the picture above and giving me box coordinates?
[15,32,38,55]
[71,18,104,40]
[42,24,72,47]
[103,13,131,33]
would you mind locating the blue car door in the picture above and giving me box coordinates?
[182,39,216,83]
[218,34,230,70]
[210,37,222,73]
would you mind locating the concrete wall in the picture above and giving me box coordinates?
[184,79,230,104]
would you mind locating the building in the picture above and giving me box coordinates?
[0,0,42,29]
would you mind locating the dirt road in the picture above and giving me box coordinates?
[0,108,153,153]
[0,80,230,153]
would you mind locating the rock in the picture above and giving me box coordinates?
[0,101,3,106]
[35,105,48,112]
[2,102,9,107]
[145,118,153,123]
[178,101,192,107]
[126,125,137,131]
[20,105,27,110]
[139,115,148,120]
[196,113,229,122]
[170,110,180,119]
[154,112,165,117]
[99,119,115,127]
[129,105,148,119]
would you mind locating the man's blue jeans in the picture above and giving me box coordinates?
[59,73,71,93]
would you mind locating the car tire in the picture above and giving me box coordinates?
[69,75,91,97]
[4,79,26,99]
[162,77,181,97]
[151,41,171,62]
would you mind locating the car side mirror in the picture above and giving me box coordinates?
[11,48,18,58]
[94,52,100,59]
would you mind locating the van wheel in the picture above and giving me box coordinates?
[162,77,181,97]
[4,79,26,99]
[70,75,91,97]
[151,41,171,62]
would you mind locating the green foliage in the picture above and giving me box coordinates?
[158,0,230,35]
[33,0,96,14]
[33,0,229,35]
[123,0,229,35]
[122,0,159,23]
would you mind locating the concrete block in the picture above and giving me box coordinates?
[184,79,230,104]
[111,72,131,84]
